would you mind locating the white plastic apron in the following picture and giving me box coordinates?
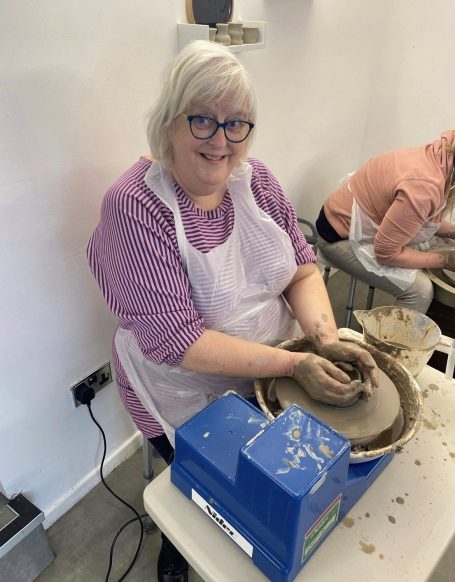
[115,161,300,445]
[348,182,442,291]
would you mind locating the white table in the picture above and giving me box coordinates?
[144,366,455,582]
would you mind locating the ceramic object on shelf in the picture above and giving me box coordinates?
[208,27,217,41]
[243,26,258,44]
[228,22,243,45]
[215,23,231,46]
[177,21,266,53]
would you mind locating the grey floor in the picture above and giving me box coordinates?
[37,271,452,582]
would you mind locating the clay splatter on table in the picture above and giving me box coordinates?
[423,418,438,430]
[415,459,422,465]
[388,515,396,524]
[359,539,375,554]
[342,516,355,528]
[396,496,405,504]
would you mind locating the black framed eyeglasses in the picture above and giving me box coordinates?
[186,115,254,143]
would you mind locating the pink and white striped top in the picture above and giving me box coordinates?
[88,157,316,437]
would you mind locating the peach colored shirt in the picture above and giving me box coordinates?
[324,131,455,266]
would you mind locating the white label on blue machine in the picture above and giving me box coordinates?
[192,489,254,557]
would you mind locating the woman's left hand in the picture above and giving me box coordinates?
[316,340,379,397]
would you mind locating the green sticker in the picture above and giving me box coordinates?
[303,494,341,560]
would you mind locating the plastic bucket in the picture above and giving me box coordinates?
[354,306,441,377]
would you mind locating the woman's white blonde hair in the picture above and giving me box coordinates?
[442,144,455,215]
[146,40,257,167]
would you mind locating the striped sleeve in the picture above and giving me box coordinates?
[88,169,205,367]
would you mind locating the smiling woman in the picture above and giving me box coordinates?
[168,104,249,210]
[87,40,378,582]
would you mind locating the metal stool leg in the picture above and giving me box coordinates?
[366,286,375,310]
[143,437,154,483]
[323,265,331,285]
[142,437,158,534]
[344,277,357,328]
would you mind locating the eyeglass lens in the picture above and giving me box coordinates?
[189,116,252,143]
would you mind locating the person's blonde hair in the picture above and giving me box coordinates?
[442,144,455,216]
[147,41,257,168]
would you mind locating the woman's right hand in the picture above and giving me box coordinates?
[290,352,371,406]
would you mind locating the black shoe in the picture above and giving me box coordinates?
[157,536,189,582]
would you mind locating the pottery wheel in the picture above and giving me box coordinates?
[442,268,455,287]
[274,368,401,446]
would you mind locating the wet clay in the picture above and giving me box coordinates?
[359,540,375,554]
[275,368,401,446]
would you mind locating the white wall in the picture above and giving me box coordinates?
[1,0,454,527]
[239,0,455,220]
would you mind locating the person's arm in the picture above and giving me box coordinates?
[181,328,367,406]
[179,261,335,379]
[283,262,338,345]
[373,180,449,269]
[436,220,455,239]
[181,331,295,378]
[283,263,378,393]
[378,246,447,269]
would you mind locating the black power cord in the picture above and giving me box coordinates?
[75,384,147,582]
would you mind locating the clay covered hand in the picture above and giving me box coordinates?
[315,340,379,397]
[291,352,372,406]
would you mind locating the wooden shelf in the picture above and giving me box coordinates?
[177,21,266,52]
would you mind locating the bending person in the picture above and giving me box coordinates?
[316,130,455,314]
[88,41,377,582]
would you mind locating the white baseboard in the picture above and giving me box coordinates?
[42,431,143,528]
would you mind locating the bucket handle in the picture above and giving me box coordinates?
[433,335,455,379]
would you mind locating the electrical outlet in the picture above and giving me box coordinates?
[70,362,113,407]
